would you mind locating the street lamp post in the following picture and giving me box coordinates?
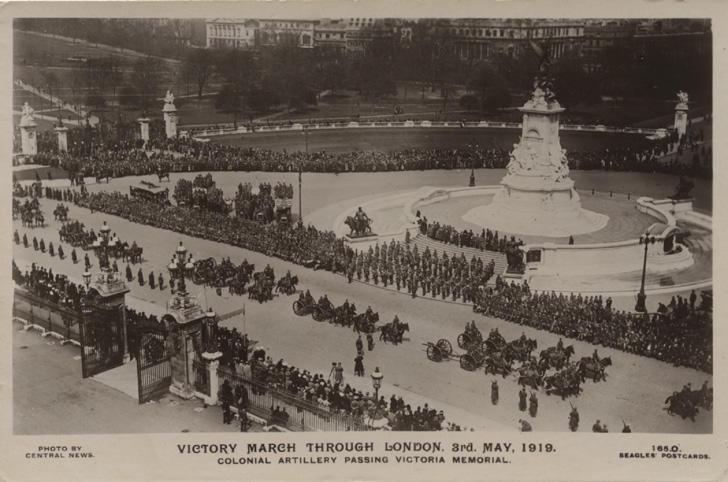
[299,126,308,227]
[167,241,195,296]
[468,142,477,187]
[635,232,657,313]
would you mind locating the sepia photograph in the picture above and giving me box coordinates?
[5,8,722,480]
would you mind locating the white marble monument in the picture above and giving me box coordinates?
[463,81,608,237]
[162,90,178,139]
[19,103,38,156]
[674,91,689,139]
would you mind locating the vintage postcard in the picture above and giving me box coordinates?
[0,1,725,481]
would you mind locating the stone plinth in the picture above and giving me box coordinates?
[19,122,37,156]
[164,111,178,139]
[55,126,69,153]
[138,118,150,143]
[464,177,608,237]
[674,105,688,139]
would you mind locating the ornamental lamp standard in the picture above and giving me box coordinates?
[635,232,657,313]
[168,241,194,295]
[371,366,383,406]
[82,270,92,289]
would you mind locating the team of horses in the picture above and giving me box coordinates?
[293,296,409,344]
[58,220,144,264]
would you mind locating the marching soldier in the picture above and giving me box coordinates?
[366,332,375,351]
[569,405,579,432]
[529,392,538,418]
[518,387,527,412]
[355,335,364,355]
[490,380,499,405]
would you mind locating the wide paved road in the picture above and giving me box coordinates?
[12,195,712,433]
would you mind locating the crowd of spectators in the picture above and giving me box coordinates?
[418,217,525,273]
[474,277,712,373]
[232,344,449,431]
[23,121,710,179]
[72,190,500,304]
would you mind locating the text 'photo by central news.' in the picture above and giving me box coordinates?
[1,1,726,482]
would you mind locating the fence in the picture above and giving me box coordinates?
[193,118,662,139]
[217,366,369,432]
[13,288,81,346]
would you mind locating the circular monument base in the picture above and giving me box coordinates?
[463,185,609,237]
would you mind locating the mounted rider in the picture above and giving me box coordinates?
[354,207,371,234]
[304,289,314,306]
[364,305,375,323]
[318,294,333,311]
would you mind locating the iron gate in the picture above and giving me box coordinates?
[78,306,125,378]
[136,332,172,403]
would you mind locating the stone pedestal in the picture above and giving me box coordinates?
[200,351,223,405]
[164,111,178,139]
[162,91,178,139]
[674,105,688,139]
[55,126,69,153]
[163,291,206,400]
[20,122,37,156]
[138,118,150,143]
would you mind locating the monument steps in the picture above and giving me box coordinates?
[411,234,508,275]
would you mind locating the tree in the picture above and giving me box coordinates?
[468,63,510,113]
[215,83,245,128]
[183,48,217,100]
[42,71,60,111]
[552,55,600,106]
[130,56,164,110]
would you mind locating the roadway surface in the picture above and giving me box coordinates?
[12,194,712,433]
[213,127,639,154]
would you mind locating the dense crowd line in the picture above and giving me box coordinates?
[418,217,525,273]
[474,278,712,373]
[72,190,502,304]
[25,121,711,179]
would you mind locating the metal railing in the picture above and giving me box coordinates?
[13,288,81,345]
[217,366,369,432]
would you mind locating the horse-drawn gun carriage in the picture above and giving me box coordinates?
[424,339,454,362]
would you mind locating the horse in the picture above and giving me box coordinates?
[157,168,170,183]
[344,215,372,237]
[517,367,543,389]
[379,322,409,344]
[484,353,512,378]
[504,337,538,363]
[275,275,298,295]
[539,344,575,371]
[577,356,612,383]
[544,365,583,399]
[353,312,379,333]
